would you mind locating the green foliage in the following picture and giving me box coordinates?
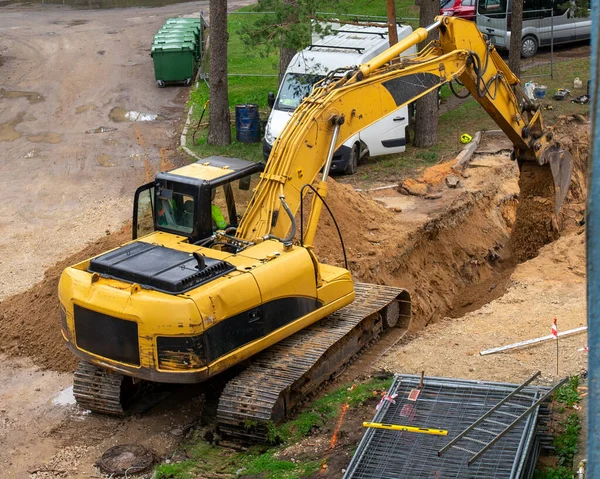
[241,452,320,479]
[416,149,439,162]
[154,461,196,479]
[554,413,581,466]
[554,376,580,407]
[238,0,419,63]
[270,377,392,443]
[533,465,574,479]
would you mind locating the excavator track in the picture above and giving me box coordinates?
[73,360,161,416]
[73,360,130,415]
[217,283,411,442]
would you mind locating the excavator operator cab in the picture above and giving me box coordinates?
[133,156,265,244]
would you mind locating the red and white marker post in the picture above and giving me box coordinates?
[552,318,559,375]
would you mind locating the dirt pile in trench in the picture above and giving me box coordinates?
[0,227,131,372]
[510,115,589,261]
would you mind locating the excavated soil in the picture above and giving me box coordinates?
[0,226,131,372]
[510,115,589,262]
[0,117,590,376]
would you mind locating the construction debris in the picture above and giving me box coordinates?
[480,326,588,356]
[343,374,554,479]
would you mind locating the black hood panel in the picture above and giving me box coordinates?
[89,242,235,294]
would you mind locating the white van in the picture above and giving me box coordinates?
[476,0,591,57]
[262,23,417,175]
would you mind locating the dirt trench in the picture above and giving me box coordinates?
[0,117,589,376]
[0,117,589,478]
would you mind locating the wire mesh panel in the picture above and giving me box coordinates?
[343,375,549,479]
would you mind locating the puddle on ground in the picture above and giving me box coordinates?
[0,88,45,104]
[75,103,97,114]
[50,19,89,27]
[109,106,162,122]
[96,153,116,167]
[103,138,120,146]
[52,386,76,406]
[0,113,24,142]
[28,133,63,144]
[21,149,41,159]
[86,126,117,134]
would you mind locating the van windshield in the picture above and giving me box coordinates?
[477,0,507,16]
[275,73,325,111]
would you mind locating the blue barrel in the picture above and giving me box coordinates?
[235,104,261,143]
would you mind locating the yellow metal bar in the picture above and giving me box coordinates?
[363,422,448,435]
[358,25,432,77]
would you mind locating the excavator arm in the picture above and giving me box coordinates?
[236,16,572,244]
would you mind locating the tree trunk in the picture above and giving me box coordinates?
[414,0,439,148]
[386,0,398,46]
[208,0,231,145]
[278,0,298,86]
[508,0,523,78]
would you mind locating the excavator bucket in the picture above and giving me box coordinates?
[541,146,574,214]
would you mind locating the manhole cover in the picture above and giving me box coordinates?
[97,444,154,475]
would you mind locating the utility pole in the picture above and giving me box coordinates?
[386,0,398,46]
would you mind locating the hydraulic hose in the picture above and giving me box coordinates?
[263,195,296,247]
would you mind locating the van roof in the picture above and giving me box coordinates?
[286,23,413,74]
[310,23,410,54]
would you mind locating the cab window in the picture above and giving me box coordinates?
[211,173,260,230]
[156,188,195,235]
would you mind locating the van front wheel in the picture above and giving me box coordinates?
[344,143,359,175]
[521,36,538,58]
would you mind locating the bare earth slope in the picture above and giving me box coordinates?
[377,231,587,383]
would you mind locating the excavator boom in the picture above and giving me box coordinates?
[237,16,572,244]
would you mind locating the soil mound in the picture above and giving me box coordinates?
[0,227,131,372]
[0,118,589,372]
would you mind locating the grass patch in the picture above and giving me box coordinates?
[186,0,419,163]
[520,57,591,122]
[554,376,580,408]
[272,376,392,443]
[534,375,583,478]
[152,376,392,479]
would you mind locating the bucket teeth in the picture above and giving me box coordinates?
[542,145,574,214]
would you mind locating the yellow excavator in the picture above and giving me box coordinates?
[59,17,572,440]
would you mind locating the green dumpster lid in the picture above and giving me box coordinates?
[160,24,200,31]
[154,34,196,44]
[166,18,202,23]
[153,39,197,48]
[151,42,196,54]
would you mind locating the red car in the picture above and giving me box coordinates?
[440,0,476,20]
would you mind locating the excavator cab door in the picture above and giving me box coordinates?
[132,182,155,240]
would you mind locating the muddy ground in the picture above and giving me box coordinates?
[0,3,592,477]
[0,0,253,302]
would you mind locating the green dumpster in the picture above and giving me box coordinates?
[159,24,202,56]
[151,42,196,88]
[165,18,201,24]
[154,33,198,58]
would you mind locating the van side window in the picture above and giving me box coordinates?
[553,0,570,15]
[477,0,507,16]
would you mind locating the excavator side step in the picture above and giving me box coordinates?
[216,283,411,442]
